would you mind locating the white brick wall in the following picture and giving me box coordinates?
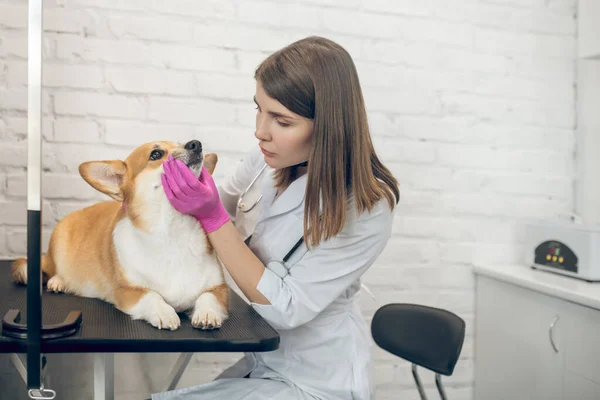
[0,0,577,399]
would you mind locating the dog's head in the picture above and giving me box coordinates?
[78,140,218,221]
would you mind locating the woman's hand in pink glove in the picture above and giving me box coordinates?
[161,155,230,233]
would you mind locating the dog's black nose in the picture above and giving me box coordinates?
[184,140,202,154]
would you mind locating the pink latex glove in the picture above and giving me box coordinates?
[161,155,230,233]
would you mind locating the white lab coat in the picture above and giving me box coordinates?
[153,147,394,400]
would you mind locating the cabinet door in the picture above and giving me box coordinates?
[563,301,600,398]
[474,276,565,400]
[564,373,600,400]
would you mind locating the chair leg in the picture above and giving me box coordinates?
[435,373,448,400]
[411,364,428,400]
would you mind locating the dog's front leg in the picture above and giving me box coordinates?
[115,286,181,330]
[191,283,229,330]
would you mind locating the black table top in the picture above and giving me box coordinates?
[0,260,279,354]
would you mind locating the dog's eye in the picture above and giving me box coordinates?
[149,150,164,161]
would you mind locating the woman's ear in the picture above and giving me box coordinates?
[79,160,127,201]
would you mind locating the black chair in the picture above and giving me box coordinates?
[371,304,466,400]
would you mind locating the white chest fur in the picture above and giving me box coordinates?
[113,205,223,313]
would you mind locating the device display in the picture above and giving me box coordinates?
[534,240,578,273]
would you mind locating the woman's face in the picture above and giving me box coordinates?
[254,81,314,170]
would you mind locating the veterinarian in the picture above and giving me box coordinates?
[156,36,399,400]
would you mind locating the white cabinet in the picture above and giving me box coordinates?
[474,277,565,400]
[473,265,600,400]
[578,0,600,59]
[563,299,600,392]
[565,373,600,400]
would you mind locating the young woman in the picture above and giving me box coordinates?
[155,36,400,400]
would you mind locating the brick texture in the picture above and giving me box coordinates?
[0,0,577,399]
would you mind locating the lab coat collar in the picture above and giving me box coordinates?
[258,167,307,222]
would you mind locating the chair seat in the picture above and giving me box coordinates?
[371,303,465,376]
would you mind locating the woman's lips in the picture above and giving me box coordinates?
[260,146,275,157]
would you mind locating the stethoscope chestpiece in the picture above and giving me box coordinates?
[237,164,268,213]
[266,261,289,279]
[238,194,263,212]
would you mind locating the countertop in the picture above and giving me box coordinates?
[473,264,600,310]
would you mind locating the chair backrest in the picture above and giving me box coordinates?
[371,303,465,376]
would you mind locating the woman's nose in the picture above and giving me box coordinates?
[254,116,270,141]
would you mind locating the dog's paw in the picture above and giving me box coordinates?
[47,276,66,293]
[148,302,180,331]
[191,292,227,330]
[191,308,224,330]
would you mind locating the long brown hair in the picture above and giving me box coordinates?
[255,36,400,247]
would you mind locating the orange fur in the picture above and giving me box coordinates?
[205,283,230,311]
[11,144,228,330]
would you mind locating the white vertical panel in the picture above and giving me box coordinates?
[27,0,43,211]
[574,59,600,224]
[578,0,600,59]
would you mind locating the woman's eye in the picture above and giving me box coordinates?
[149,150,164,161]
[276,119,290,127]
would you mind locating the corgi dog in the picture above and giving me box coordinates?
[11,140,229,331]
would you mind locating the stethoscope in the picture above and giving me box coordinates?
[237,160,308,213]
[237,163,303,278]
[237,163,268,213]
[235,163,375,298]
[267,236,305,278]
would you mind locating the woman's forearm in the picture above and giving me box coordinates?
[207,220,271,305]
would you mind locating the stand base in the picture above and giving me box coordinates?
[28,388,56,400]
[11,353,57,399]
[2,309,82,340]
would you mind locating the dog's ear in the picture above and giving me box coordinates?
[203,153,218,175]
[79,160,127,201]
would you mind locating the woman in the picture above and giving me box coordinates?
[155,36,400,400]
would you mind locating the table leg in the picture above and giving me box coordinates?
[10,353,28,384]
[162,353,193,392]
[94,353,114,400]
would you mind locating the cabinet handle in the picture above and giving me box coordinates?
[549,315,559,353]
